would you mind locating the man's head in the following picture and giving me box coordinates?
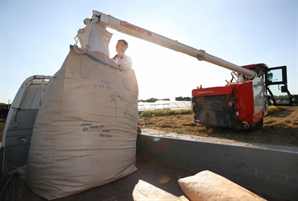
[116,39,128,54]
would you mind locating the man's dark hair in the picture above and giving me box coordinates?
[118,39,128,47]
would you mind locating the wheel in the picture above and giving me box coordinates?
[255,118,264,129]
[137,126,142,134]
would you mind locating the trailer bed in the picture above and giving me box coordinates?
[3,133,297,201]
[16,155,193,201]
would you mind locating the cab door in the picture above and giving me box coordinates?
[265,66,293,106]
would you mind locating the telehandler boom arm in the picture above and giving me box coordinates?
[92,10,256,79]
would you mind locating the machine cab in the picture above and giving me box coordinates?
[242,63,293,106]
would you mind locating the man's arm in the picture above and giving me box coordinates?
[119,55,133,71]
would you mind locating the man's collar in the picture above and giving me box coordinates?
[113,54,124,59]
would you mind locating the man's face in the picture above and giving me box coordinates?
[116,41,127,53]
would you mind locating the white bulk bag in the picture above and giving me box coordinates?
[27,21,138,200]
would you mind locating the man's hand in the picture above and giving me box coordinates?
[118,64,123,71]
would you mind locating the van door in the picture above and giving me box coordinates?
[1,76,51,179]
[265,66,293,106]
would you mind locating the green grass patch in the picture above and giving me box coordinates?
[139,109,192,117]
[175,129,186,134]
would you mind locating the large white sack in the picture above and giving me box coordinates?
[178,170,266,201]
[27,22,138,200]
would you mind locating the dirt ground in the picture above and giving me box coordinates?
[138,106,298,147]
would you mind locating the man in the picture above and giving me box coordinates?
[112,39,133,71]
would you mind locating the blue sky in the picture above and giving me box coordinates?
[1,1,297,103]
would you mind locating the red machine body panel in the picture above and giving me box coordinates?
[192,85,235,96]
[192,77,265,128]
[234,81,255,125]
[241,63,268,70]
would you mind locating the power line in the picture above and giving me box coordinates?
[0,50,19,69]
[1,28,36,73]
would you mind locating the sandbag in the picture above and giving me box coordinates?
[178,170,266,201]
[132,180,180,201]
[26,22,139,199]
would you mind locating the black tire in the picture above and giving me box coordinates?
[255,118,264,129]
[137,126,142,134]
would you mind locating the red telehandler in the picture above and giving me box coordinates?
[92,10,293,129]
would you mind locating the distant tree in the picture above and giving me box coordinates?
[146,98,158,103]
[175,96,191,101]
[139,97,185,102]
[0,103,9,108]
[176,96,183,101]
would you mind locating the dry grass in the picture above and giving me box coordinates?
[138,106,298,147]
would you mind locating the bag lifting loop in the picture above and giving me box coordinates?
[72,35,90,55]
[72,44,90,55]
